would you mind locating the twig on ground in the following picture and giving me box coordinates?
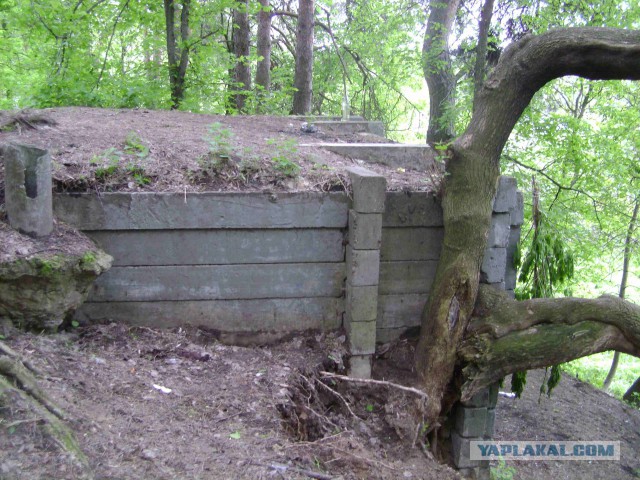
[314,377,359,420]
[319,372,429,400]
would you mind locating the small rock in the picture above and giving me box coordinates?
[403,471,412,478]
[141,449,158,460]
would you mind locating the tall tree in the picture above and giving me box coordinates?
[164,0,192,109]
[291,0,315,114]
[255,0,273,111]
[422,0,460,145]
[232,0,251,113]
[415,27,640,444]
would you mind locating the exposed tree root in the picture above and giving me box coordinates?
[0,341,89,471]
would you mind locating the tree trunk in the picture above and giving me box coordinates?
[291,0,315,115]
[422,0,460,146]
[603,198,638,390]
[164,0,191,110]
[233,0,251,113]
[415,27,640,431]
[472,0,494,112]
[255,0,272,112]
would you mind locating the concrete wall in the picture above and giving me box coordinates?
[53,177,522,346]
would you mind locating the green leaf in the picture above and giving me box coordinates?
[229,431,242,440]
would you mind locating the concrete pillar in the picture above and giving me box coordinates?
[2,143,53,237]
[344,166,386,378]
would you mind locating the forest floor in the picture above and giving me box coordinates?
[1,325,639,480]
[0,108,639,479]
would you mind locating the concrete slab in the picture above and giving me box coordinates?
[379,260,438,295]
[383,192,443,227]
[310,120,385,137]
[89,229,345,266]
[303,143,438,171]
[89,263,345,302]
[346,166,386,213]
[381,227,443,261]
[54,192,349,230]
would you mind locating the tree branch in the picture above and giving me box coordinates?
[459,285,640,399]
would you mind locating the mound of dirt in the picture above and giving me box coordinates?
[0,108,440,199]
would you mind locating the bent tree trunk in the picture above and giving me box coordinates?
[415,28,640,430]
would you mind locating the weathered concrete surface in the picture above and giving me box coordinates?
[346,167,387,213]
[345,285,379,323]
[480,248,507,284]
[349,355,372,378]
[346,319,376,355]
[89,263,345,302]
[0,249,112,331]
[383,192,443,227]
[348,212,382,250]
[379,260,438,295]
[380,227,443,261]
[307,143,438,171]
[3,143,53,237]
[377,294,427,329]
[54,192,349,230]
[493,176,517,213]
[88,229,345,266]
[310,121,385,137]
[76,297,343,334]
[487,213,511,248]
[346,248,381,287]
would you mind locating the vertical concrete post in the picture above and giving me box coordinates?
[454,176,523,479]
[344,166,386,379]
[3,143,53,237]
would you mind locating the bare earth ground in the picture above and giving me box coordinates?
[1,326,639,480]
[1,108,639,479]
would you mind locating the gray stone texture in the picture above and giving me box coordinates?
[77,297,343,334]
[380,227,443,261]
[54,192,349,230]
[345,285,379,323]
[488,213,511,248]
[346,247,380,287]
[310,143,438,171]
[510,191,524,226]
[383,192,442,227]
[89,229,345,266]
[348,211,382,250]
[480,248,507,284]
[377,294,426,329]
[346,319,376,355]
[311,120,385,137]
[452,432,484,469]
[378,260,439,296]
[90,263,344,302]
[346,167,387,213]
[349,354,372,378]
[493,176,517,213]
[3,143,53,237]
[455,406,488,438]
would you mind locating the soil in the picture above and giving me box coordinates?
[1,108,639,479]
[0,107,441,203]
[1,327,638,480]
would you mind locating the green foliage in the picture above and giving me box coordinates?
[266,138,300,178]
[564,352,640,404]
[510,371,527,399]
[516,213,575,300]
[490,458,517,480]
[123,132,149,158]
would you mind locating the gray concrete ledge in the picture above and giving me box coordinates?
[54,192,349,230]
[305,143,438,171]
